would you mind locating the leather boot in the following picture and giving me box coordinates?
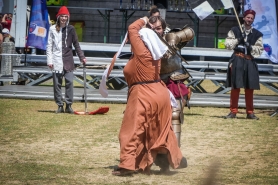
[224,112,236,119]
[155,154,170,173]
[65,104,74,114]
[177,157,188,169]
[56,106,64,113]
[246,113,259,120]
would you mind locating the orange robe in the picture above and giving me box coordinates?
[118,19,183,172]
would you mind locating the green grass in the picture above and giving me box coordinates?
[0,98,277,185]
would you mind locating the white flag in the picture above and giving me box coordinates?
[188,0,225,20]
[192,1,215,20]
[221,0,234,9]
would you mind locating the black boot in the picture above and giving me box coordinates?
[155,154,170,173]
[224,112,236,119]
[177,157,188,169]
[56,106,64,113]
[246,113,259,120]
[65,104,74,114]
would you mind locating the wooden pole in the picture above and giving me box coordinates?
[231,2,243,33]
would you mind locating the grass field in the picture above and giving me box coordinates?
[0,98,277,185]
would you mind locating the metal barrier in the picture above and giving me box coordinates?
[0,43,22,84]
[1,53,276,108]
[0,85,277,109]
[12,66,126,89]
[1,42,17,75]
[0,50,269,96]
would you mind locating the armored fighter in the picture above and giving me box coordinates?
[160,25,194,147]
[148,7,194,147]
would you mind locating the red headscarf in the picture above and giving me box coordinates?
[56,6,70,18]
[244,9,256,18]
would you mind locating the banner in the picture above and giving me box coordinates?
[245,0,278,63]
[26,0,50,50]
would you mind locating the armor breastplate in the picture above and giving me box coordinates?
[160,25,194,81]
[160,54,182,74]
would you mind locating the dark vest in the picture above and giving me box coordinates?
[231,26,263,55]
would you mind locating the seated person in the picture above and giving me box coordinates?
[2,28,15,43]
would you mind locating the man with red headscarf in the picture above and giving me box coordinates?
[224,9,264,120]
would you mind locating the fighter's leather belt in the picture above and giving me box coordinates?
[130,79,161,88]
[234,51,253,60]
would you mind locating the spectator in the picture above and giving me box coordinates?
[46,6,86,114]
[2,28,15,43]
[224,9,264,120]
[1,13,12,31]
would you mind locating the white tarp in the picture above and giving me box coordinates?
[245,0,278,63]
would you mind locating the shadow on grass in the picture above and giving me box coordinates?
[102,165,117,170]
[151,170,179,176]
[100,161,181,176]
[38,110,56,113]
[210,115,248,119]
[211,110,278,119]
[184,113,202,116]
[100,165,180,176]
